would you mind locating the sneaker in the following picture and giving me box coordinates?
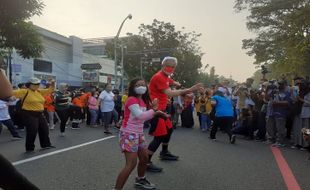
[272,143,285,148]
[60,132,65,137]
[147,162,163,173]
[41,145,56,150]
[300,147,307,151]
[135,177,156,189]
[12,136,22,140]
[50,125,55,130]
[230,135,236,144]
[159,151,179,161]
[291,145,298,149]
[209,137,217,141]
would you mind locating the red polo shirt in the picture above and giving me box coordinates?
[148,71,174,136]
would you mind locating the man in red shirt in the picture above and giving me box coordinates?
[147,56,202,172]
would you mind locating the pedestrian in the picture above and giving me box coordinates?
[44,92,56,130]
[180,92,194,128]
[98,83,115,134]
[13,77,55,152]
[0,100,22,140]
[71,93,84,129]
[114,78,168,190]
[266,80,291,147]
[55,83,71,137]
[88,91,99,127]
[199,88,213,131]
[210,89,236,144]
[146,56,202,172]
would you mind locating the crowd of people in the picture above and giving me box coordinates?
[1,58,310,190]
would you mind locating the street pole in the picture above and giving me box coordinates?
[120,45,124,94]
[114,14,132,89]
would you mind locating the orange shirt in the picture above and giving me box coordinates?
[44,94,55,112]
[72,97,83,108]
[80,92,91,107]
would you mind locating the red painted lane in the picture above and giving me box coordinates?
[271,146,301,190]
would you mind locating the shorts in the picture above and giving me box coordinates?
[119,131,146,153]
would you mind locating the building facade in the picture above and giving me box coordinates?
[8,26,83,87]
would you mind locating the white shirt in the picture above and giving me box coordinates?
[0,100,11,121]
[99,90,115,112]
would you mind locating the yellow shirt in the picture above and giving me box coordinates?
[121,95,128,106]
[198,96,212,114]
[13,88,54,111]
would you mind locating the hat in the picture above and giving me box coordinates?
[218,87,227,93]
[28,77,41,85]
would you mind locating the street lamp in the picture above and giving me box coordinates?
[114,14,132,90]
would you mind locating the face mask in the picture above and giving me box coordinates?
[135,86,147,95]
[163,66,175,75]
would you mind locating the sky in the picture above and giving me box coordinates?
[31,0,257,82]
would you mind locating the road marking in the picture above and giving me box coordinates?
[271,146,301,190]
[13,136,116,166]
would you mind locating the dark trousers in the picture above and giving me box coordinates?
[0,155,39,190]
[101,111,113,129]
[56,108,70,133]
[211,117,233,139]
[86,107,91,125]
[148,127,173,153]
[0,119,19,137]
[181,106,194,128]
[22,111,51,151]
[256,112,266,139]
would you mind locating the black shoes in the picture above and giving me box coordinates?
[147,162,163,172]
[230,135,236,144]
[41,145,56,150]
[159,151,179,161]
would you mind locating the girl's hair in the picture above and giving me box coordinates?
[128,78,151,108]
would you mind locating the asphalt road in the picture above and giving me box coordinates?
[1,122,310,190]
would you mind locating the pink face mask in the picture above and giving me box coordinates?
[163,66,175,75]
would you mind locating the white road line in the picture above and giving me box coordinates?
[13,136,116,166]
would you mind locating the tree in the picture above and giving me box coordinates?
[105,19,203,87]
[0,0,45,59]
[235,0,310,78]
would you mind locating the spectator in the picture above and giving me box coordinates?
[98,83,115,134]
[88,91,99,127]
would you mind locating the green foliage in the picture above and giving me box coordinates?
[105,19,203,87]
[235,0,310,78]
[0,0,45,58]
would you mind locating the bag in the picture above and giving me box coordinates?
[16,90,29,112]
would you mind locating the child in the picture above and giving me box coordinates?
[114,78,167,190]
[0,100,22,140]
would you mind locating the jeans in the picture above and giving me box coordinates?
[47,111,55,128]
[89,109,98,125]
[0,119,20,137]
[200,113,211,130]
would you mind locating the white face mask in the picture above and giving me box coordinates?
[135,86,147,95]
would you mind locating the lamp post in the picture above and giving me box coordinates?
[114,14,132,89]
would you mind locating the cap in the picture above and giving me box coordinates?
[28,77,41,85]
